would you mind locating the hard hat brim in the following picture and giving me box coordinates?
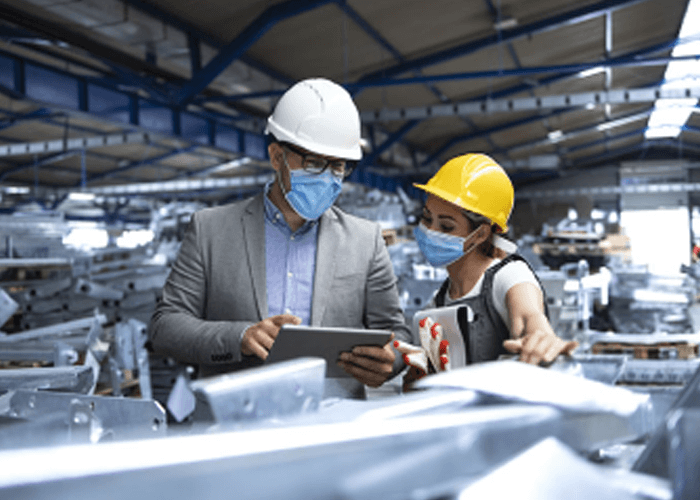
[413,181,509,233]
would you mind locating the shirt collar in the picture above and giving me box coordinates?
[263,180,317,235]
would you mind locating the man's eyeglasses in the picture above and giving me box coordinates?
[283,143,355,179]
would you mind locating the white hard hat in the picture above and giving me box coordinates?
[265,78,362,160]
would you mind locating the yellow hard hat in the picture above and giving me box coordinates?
[414,153,514,233]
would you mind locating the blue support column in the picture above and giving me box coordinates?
[80,149,86,188]
[188,34,202,74]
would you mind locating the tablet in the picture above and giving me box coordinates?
[266,325,393,378]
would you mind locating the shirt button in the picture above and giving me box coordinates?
[287,272,293,278]
[285,308,292,314]
[290,235,295,241]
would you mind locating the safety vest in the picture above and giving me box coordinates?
[434,254,549,364]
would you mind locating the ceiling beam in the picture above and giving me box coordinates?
[422,109,571,166]
[350,54,700,91]
[120,0,292,86]
[173,0,336,105]
[0,132,155,159]
[570,140,700,170]
[505,109,653,155]
[0,151,78,181]
[0,2,179,86]
[82,145,200,186]
[362,85,698,123]
[74,173,275,196]
[360,120,419,166]
[358,0,653,82]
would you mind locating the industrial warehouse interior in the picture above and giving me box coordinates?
[0,0,699,497]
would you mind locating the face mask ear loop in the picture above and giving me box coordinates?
[461,224,485,255]
[277,148,291,197]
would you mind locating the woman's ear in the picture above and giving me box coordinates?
[476,223,491,242]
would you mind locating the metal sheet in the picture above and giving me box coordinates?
[190,357,326,424]
[1,390,166,449]
[668,408,700,500]
[0,404,562,500]
[455,437,671,500]
[0,365,94,393]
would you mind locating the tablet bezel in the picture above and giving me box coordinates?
[266,325,393,378]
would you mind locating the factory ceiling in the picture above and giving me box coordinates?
[0,0,695,204]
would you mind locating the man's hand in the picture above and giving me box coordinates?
[337,333,396,388]
[241,314,301,360]
[503,314,577,365]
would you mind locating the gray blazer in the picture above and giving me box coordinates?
[149,192,411,379]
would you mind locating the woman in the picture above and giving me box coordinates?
[395,153,577,381]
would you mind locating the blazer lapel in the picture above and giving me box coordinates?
[242,194,267,319]
[311,209,339,325]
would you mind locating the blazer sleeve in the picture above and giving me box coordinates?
[148,211,252,366]
[364,223,413,375]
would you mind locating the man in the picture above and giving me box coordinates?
[149,78,411,398]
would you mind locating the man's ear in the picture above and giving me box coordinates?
[268,143,284,171]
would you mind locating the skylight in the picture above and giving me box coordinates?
[644,0,700,139]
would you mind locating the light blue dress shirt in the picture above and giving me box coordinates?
[263,183,318,325]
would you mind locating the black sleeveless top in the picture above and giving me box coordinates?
[433,254,548,364]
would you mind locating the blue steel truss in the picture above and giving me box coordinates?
[0,0,687,197]
[358,0,653,83]
[0,48,270,170]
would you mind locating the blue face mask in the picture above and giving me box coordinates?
[285,169,343,220]
[414,223,478,267]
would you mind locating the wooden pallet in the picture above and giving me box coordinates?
[591,341,698,359]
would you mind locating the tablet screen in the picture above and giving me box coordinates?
[266,325,393,378]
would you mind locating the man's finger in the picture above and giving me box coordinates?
[257,329,276,351]
[352,344,395,363]
[337,361,386,388]
[340,352,393,375]
[269,314,302,327]
[245,338,269,360]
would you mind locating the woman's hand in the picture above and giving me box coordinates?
[395,316,450,389]
[505,282,578,366]
[503,312,578,365]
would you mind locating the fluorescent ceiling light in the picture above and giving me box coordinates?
[596,112,648,131]
[1,186,30,194]
[645,0,700,139]
[493,16,518,31]
[578,66,605,79]
[547,130,564,142]
[209,157,252,174]
[68,192,96,201]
